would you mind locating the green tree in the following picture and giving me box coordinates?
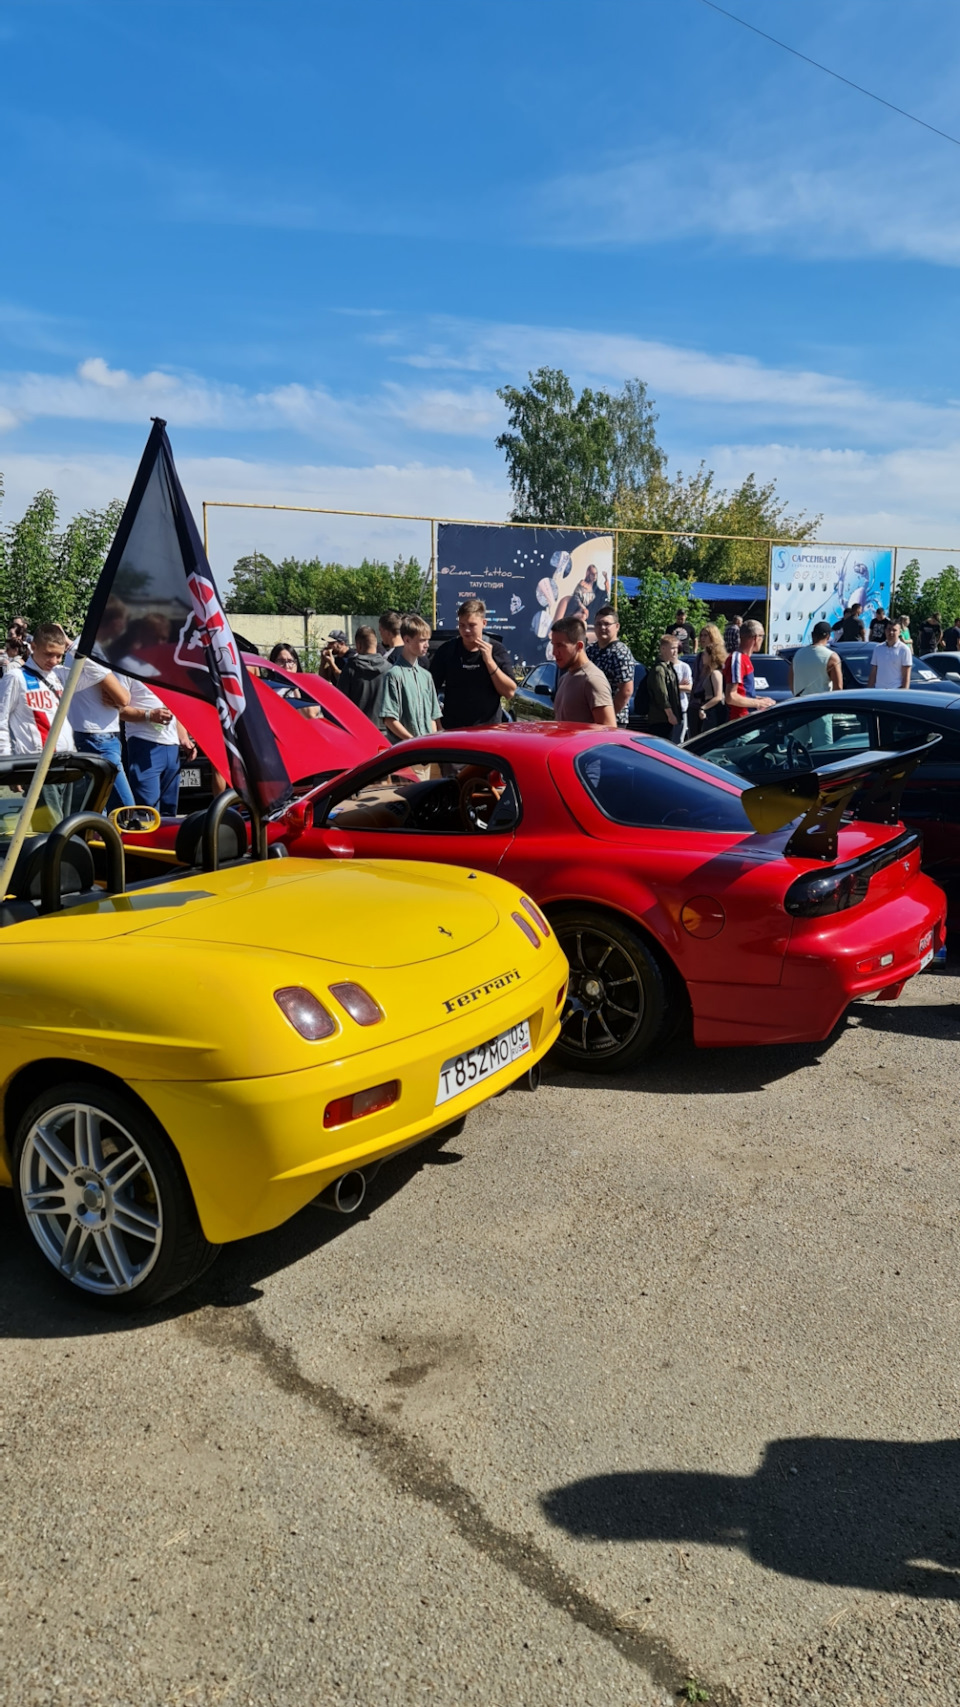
[894,558,920,620]
[496,368,618,525]
[225,553,428,619]
[55,500,124,628]
[616,571,709,669]
[4,488,59,624]
[912,563,960,629]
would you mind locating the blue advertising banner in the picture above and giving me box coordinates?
[769,545,893,649]
[436,524,614,666]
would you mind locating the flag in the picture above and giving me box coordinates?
[79,419,291,818]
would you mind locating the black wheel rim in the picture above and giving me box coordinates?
[556,923,645,1057]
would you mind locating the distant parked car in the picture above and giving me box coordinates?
[779,643,953,695]
[741,653,793,705]
[514,661,649,724]
[920,652,960,683]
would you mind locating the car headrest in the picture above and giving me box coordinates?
[174,807,248,867]
[7,833,96,902]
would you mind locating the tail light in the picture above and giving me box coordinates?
[512,912,541,948]
[784,868,870,918]
[324,1080,399,1128]
[520,896,551,937]
[329,982,383,1026]
[274,986,336,1039]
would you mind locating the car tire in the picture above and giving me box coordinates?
[552,910,671,1074]
[12,1080,220,1310]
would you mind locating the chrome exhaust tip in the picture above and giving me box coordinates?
[316,1169,367,1214]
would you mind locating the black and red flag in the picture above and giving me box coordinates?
[78,418,291,818]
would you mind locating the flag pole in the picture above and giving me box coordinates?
[0,652,87,901]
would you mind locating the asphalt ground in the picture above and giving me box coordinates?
[2,965,959,1707]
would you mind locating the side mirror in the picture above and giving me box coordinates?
[110,805,162,834]
[535,683,552,696]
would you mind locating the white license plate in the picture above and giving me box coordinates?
[919,930,934,970]
[179,768,201,788]
[436,1020,532,1105]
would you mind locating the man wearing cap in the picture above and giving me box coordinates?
[319,630,353,685]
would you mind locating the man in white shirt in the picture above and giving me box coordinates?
[65,645,134,809]
[868,621,912,691]
[120,679,196,814]
[0,623,75,756]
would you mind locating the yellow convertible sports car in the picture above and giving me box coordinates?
[0,756,567,1308]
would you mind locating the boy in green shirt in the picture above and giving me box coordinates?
[381,615,441,741]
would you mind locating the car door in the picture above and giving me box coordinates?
[696,704,876,781]
[294,750,521,876]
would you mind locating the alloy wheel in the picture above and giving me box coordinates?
[558,923,645,1058]
[19,1101,163,1295]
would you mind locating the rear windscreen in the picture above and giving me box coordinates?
[575,743,751,832]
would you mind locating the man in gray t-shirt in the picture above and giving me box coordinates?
[550,616,616,726]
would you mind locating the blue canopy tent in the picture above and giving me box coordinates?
[616,578,767,604]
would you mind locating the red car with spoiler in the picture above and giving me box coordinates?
[222,723,943,1074]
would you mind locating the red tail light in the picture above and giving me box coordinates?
[324,1081,400,1129]
[520,896,550,937]
[512,912,541,948]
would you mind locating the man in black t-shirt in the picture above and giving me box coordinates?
[666,609,694,654]
[429,598,518,729]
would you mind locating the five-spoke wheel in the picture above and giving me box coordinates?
[13,1082,219,1308]
[553,911,670,1073]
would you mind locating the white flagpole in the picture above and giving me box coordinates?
[0,652,87,902]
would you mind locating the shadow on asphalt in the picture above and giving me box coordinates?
[0,1129,464,1339]
[542,1437,960,1598]
[849,999,960,1041]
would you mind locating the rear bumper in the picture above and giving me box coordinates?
[688,878,946,1048]
[131,941,567,1242]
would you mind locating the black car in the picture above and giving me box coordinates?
[686,687,960,924]
[514,659,649,723]
[779,642,953,695]
[741,653,793,705]
[920,652,960,684]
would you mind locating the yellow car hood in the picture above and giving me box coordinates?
[120,857,500,968]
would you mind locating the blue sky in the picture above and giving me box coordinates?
[3,0,960,580]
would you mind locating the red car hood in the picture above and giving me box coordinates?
[156,662,386,786]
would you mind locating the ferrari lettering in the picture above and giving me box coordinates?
[441,968,521,1014]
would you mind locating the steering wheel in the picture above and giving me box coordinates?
[459,776,500,830]
[785,737,813,771]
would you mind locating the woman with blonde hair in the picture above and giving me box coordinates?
[692,624,727,732]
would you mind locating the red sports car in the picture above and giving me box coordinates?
[259,724,945,1073]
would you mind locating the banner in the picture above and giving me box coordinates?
[768,545,893,649]
[436,524,614,665]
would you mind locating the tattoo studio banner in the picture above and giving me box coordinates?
[436,524,614,665]
[769,544,893,649]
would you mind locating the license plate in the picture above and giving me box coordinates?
[179,768,201,788]
[919,930,934,970]
[436,1020,532,1105]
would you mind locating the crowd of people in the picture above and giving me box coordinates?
[0,587,955,815]
[0,614,195,814]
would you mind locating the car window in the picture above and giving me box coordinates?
[877,711,960,762]
[703,708,874,778]
[575,743,751,832]
[524,666,546,691]
[838,647,875,685]
[910,662,941,685]
[318,758,520,834]
[0,764,102,839]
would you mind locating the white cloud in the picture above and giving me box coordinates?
[394,315,960,442]
[532,139,960,266]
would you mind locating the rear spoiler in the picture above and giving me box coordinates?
[740,739,938,862]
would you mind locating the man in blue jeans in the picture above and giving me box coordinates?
[121,678,196,814]
[65,648,135,810]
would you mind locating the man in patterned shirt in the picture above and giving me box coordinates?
[586,605,636,726]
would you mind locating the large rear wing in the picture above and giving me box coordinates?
[740,739,937,862]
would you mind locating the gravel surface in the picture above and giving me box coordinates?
[1,965,959,1705]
